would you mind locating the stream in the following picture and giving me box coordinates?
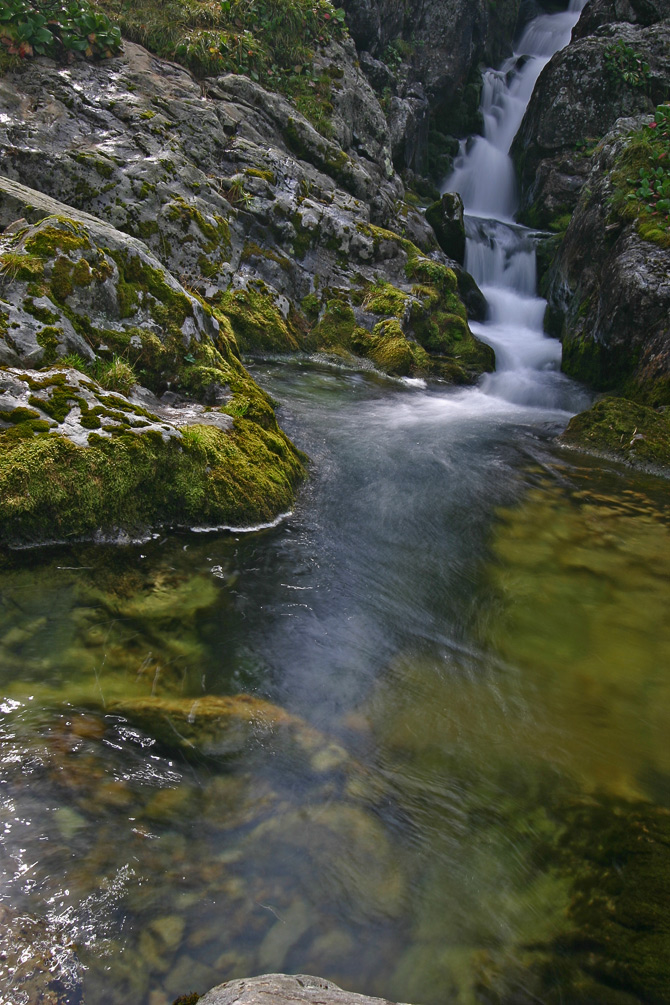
[2,3,670,1004]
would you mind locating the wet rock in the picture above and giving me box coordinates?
[0,38,486,383]
[560,396,670,471]
[544,118,670,404]
[425,192,466,264]
[0,365,304,546]
[199,973,412,1005]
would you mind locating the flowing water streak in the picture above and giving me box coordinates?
[445,0,589,412]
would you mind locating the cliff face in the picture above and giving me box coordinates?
[515,0,670,227]
[341,0,529,176]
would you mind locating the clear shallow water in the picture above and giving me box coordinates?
[1,365,670,1005]
[3,1,670,1002]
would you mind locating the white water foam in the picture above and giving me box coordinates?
[443,0,589,414]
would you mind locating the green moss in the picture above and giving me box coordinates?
[241,242,291,271]
[28,388,75,424]
[366,319,428,376]
[300,292,320,320]
[72,258,93,286]
[215,284,301,354]
[22,298,60,324]
[245,168,276,184]
[561,331,645,398]
[24,219,90,258]
[0,407,42,424]
[561,396,670,470]
[165,196,231,253]
[36,325,62,365]
[72,152,116,179]
[50,257,74,301]
[312,297,359,349]
[0,416,305,546]
[362,281,409,318]
[80,414,102,429]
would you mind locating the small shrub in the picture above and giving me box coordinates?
[612,103,670,245]
[0,0,122,61]
[603,39,651,90]
[98,357,137,395]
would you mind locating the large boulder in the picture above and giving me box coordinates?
[0,182,305,545]
[198,973,410,1005]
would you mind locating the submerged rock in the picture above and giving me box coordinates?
[0,903,83,1005]
[109,694,350,772]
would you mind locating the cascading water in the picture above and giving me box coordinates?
[445,0,589,411]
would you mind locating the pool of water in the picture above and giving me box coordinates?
[1,363,669,1005]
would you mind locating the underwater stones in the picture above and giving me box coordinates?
[560,396,670,472]
[199,973,410,1005]
[425,192,466,264]
[108,694,350,771]
[245,803,406,922]
[0,903,83,1005]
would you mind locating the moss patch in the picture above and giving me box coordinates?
[215,284,302,354]
[561,396,670,472]
[0,418,305,546]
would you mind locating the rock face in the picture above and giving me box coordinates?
[342,0,526,176]
[515,3,670,226]
[0,42,492,383]
[545,117,670,405]
[198,973,409,1005]
[0,182,306,545]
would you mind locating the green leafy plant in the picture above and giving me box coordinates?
[611,103,670,247]
[603,39,651,90]
[630,105,670,214]
[0,0,121,61]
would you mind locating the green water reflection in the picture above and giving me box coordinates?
[0,457,669,1005]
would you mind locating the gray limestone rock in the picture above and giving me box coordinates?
[199,973,411,1005]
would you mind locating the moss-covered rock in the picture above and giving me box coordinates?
[560,396,670,472]
[424,191,466,264]
[0,367,305,546]
[108,693,349,773]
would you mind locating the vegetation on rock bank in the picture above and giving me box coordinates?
[95,0,348,134]
[560,396,670,473]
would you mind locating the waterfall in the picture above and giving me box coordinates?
[444,0,588,411]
